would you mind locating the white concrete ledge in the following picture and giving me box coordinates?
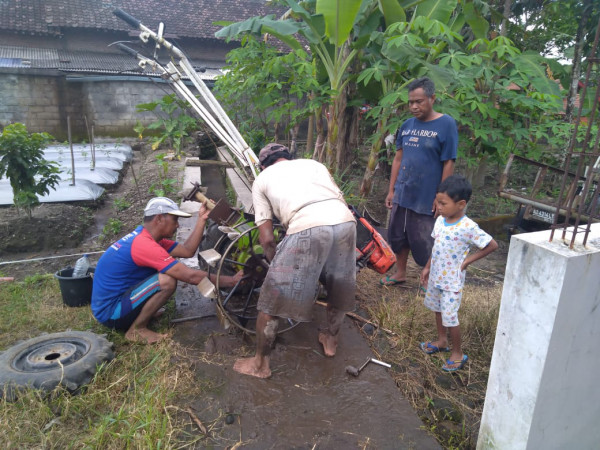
[478,224,600,449]
[216,147,254,213]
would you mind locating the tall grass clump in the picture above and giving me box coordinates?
[356,268,503,449]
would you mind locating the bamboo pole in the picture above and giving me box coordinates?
[67,116,75,185]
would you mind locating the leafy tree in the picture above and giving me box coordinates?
[358,0,492,195]
[215,0,577,194]
[360,6,569,189]
[0,123,60,218]
[135,94,198,157]
[486,0,599,122]
[487,0,599,59]
[217,0,379,173]
[213,35,324,152]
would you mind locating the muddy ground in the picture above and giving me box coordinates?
[0,141,512,447]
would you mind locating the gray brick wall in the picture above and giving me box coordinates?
[0,74,182,140]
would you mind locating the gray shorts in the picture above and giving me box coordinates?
[388,204,435,267]
[257,222,356,322]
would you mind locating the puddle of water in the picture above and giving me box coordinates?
[85,207,112,241]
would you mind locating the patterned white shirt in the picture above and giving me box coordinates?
[429,215,492,292]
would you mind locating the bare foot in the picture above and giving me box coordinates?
[318,332,338,357]
[233,356,271,378]
[125,327,168,344]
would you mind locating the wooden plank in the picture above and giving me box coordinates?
[185,159,233,168]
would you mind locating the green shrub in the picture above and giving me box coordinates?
[0,123,61,218]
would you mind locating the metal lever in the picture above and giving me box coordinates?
[113,8,141,28]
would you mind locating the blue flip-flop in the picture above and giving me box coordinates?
[442,354,468,372]
[419,341,450,354]
[379,275,406,286]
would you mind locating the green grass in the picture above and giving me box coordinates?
[357,269,502,448]
[0,275,100,348]
[0,274,215,448]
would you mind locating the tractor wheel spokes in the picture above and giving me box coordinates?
[215,225,298,335]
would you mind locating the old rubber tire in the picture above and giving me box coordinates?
[0,331,114,401]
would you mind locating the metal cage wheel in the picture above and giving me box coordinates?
[215,225,299,335]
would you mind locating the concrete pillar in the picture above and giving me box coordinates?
[478,224,600,449]
[175,179,218,319]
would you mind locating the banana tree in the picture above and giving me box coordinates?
[216,0,404,173]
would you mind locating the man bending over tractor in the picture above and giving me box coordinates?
[233,143,357,378]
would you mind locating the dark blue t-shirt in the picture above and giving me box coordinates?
[394,114,458,215]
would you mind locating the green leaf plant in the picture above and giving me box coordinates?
[0,123,61,218]
[135,94,198,158]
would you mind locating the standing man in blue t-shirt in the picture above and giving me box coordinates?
[380,77,458,286]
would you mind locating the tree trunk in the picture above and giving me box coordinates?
[290,124,300,158]
[325,103,338,168]
[565,0,591,123]
[334,64,359,173]
[463,143,488,189]
[472,156,489,189]
[313,107,326,162]
[360,118,387,196]
[306,112,315,158]
[334,91,352,173]
[500,0,511,37]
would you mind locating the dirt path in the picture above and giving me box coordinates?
[173,311,440,449]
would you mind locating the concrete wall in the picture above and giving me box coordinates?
[0,28,235,139]
[478,225,600,449]
[0,73,172,139]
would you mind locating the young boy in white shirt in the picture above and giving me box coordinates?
[420,175,498,372]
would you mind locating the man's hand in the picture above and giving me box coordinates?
[385,191,394,209]
[432,199,439,217]
[233,270,245,284]
[420,266,430,288]
[215,270,245,288]
[198,203,210,222]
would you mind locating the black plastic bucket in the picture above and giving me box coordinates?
[54,267,95,307]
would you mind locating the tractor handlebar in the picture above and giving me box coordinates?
[113,8,141,29]
[115,43,139,58]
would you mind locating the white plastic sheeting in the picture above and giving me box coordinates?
[0,179,105,205]
[56,167,120,184]
[1,167,119,185]
[0,142,130,204]
[44,150,130,163]
[49,156,124,170]
[44,143,133,162]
